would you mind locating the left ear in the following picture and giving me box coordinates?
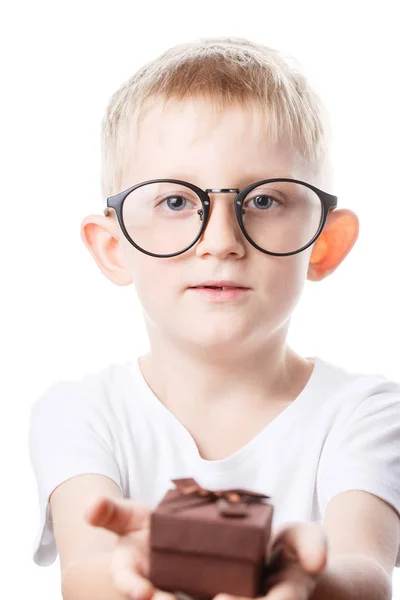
[307,209,359,281]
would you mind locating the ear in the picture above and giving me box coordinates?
[80,213,133,286]
[307,209,359,281]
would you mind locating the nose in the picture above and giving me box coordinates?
[195,191,246,260]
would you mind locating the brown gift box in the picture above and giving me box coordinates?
[149,478,274,599]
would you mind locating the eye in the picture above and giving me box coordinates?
[246,194,280,210]
[164,195,188,211]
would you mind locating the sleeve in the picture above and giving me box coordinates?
[317,388,400,567]
[28,378,123,567]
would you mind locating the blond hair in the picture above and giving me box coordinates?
[100,36,331,199]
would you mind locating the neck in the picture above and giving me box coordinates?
[138,328,313,418]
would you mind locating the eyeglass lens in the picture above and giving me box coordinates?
[121,180,323,256]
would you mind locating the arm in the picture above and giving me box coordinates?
[50,473,127,600]
[310,553,391,600]
[311,489,400,600]
[62,551,125,600]
[55,474,169,600]
[216,490,399,600]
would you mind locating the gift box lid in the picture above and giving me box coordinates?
[151,487,273,562]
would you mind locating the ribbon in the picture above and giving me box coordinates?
[168,478,270,518]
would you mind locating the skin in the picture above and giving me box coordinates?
[81,98,359,599]
[82,99,359,455]
[85,495,328,600]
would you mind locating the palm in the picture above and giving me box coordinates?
[85,497,175,600]
[258,523,327,599]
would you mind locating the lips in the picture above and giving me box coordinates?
[189,280,250,290]
[196,286,242,291]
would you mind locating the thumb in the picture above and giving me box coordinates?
[271,522,328,574]
[85,497,151,535]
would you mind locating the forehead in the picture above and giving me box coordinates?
[122,98,310,188]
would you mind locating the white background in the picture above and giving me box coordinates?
[1,0,399,598]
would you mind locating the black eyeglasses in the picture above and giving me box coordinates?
[104,178,337,258]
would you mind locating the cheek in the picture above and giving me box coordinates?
[260,252,310,305]
[121,244,178,313]
[130,260,165,301]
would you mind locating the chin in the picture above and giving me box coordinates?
[179,322,257,352]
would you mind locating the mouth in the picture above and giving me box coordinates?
[188,281,251,291]
[187,281,251,301]
[194,286,244,291]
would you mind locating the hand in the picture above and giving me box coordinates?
[214,522,328,600]
[85,496,175,600]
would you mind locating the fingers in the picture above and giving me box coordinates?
[111,536,153,600]
[132,529,151,576]
[263,561,318,600]
[112,536,175,600]
[264,580,313,600]
[85,496,151,535]
[215,564,317,600]
[152,592,177,600]
[270,522,328,575]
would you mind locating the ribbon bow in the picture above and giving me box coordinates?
[168,478,270,518]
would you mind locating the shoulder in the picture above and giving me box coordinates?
[313,356,400,419]
[314,359,400,479]
[29,360,136,426]
[315,361,400,530]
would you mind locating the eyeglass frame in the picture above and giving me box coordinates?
[104,177,337,258]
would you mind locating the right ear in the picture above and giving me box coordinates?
[80,214,133,286]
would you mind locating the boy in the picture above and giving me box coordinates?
[29,37,400,600]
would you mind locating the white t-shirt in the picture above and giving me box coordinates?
[29,356,400,568]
